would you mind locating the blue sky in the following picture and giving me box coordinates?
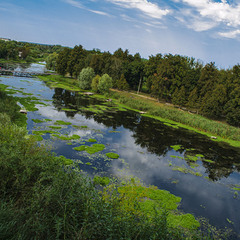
[1,0,240,68]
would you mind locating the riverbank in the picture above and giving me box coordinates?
[38,74,240,148]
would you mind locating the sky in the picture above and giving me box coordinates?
[1,0,240,68]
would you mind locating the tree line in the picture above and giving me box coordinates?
[0,39,64,62]
[41,45,240,127]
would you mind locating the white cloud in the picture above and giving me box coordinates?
[109,0,170,19]
[182,0,240,27]
[219,29,240,38]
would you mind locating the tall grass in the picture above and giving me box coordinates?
[109,91,240,143]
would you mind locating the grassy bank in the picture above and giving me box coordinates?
[38,74,240,148]
[108,91,240,147]
[0,90,216,239]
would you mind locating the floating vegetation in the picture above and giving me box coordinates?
[52,134,80,141]
[32,119,44,123]
[61,108,77,112]
[109,130,121,133]
[74,144,105,154]
[172,166,202,177]
[85,162,92,166]
[185,155,198,162]
[196,154,204,158]
[170,145,182,151]
[106,152,120,159]
[49,125,62,129]
[44,119,52,122]
[203,159,215,164]
[87,138,97,143]
[103,183,200,230]
[73,125,88,129]
[55,155,73,166]
[54,120,72,125]
[73,145,86,151]
[32,130,59,135]
[189,162,199,168]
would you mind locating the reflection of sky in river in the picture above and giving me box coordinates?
[1,64,240,235]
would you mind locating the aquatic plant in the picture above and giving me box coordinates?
[106,152,120,159]
[54,120,72,125]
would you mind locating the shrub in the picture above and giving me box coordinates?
[98,74,113,93]
[78,67,95,90]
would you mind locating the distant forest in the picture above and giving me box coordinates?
[1,40,240,127]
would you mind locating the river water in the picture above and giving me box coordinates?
[1,63,240,237]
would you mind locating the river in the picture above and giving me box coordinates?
[1,63,240,237]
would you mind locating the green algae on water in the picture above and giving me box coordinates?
[49,125,62,129]
[32,119,44,123]
[54,120,72,125]
[106,152,120,159]
[170,145,182,151]
[53,134,80,141]
[73,144,105,154]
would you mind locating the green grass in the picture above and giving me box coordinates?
[108,91,240,147]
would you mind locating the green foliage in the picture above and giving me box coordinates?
[98,73,113,93]
[172,86,187,106]
[78,67,95,90]
[0,91,26,126]
[116,73,129,90]
[91,74,100,92]
[46,52,58,71]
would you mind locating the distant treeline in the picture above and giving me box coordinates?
[47,45,240,127]
[0,39,64,62]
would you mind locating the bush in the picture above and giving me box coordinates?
[98,73,113,93]
[91,74,100,92]
[78,67,95,90]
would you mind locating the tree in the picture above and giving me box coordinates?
[200,84,227,118]
[187,88,199,109]
[98,74,113,93]
[78,67,95,90]
[172,86,187,106]
[116,74,129,91]
[225,87,240,126]
[91,75,101,92]
[46,52,58,71]
[56,48,71,76]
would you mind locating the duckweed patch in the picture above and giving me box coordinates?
[49,126,62,129]
[32,119,44,123]
[73,145,86,151]
[203,159,215,164]
[103,183,200,230]
[32,130,59,135]
[53,134,80,141]
[61,108,77,112]
[172,166,202,177]
[74,144,105,154]
[54,120,72,125]
[73,125,88,129]
[106,152,120,159]
[170,145,182,151]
